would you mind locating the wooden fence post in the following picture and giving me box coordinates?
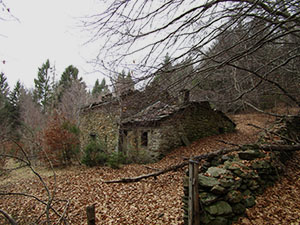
[86,204,96,225]
[188,160,200,225]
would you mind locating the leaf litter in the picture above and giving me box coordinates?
[1,113,300,224]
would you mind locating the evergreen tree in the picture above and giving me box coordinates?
[0,73,10,128]
[7,81,22,138]
[0,72,9,98]
[59,65,80,89]
[34,59,53,113]
[9,80,21,107]
[92,78,108,97]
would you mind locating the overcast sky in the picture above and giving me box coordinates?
[0,0,105,90]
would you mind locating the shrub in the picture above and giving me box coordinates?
[107,151,126,169]
[82,141,127,169]
[42,111,80,167]
[81,140,108,167]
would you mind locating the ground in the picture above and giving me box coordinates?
[1,113,300,224]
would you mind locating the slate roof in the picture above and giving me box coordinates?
[121,101,181,124]
[121,101,211,125]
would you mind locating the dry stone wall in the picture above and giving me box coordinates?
[183,145,288,225]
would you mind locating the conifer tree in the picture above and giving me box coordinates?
[0,73,10,130]
[33,59,53,113]
[59,65,80,89]
[92,78,108,97]
[7,81,22,138]
[0,72,9,99]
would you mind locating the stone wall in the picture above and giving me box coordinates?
[183,145,287,225]
[180,102,236,142]
[121,124,184,160]
[122,102,236,161]
[79,106,120,153]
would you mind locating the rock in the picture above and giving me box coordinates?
[198,174,220,188]
[205,201,232,216]
[224,161,239,170]
[233,168,243,177]
[248,179,259,190]
[199,192,219,205]
[220,178,235,188]
[208,216,228,225]
[228,179,242,191]
[207,167,229,177]
[238,150,265,160]
[221,155,230,161]
[200,213,215,224]
[251,160,270,170]
[244,196,256,208]
[232,203,246,215]
[225,161,249,171]
[242,189,252,197]
[211,185,227,195]
[240,184,247,190]
[226,190,243,203]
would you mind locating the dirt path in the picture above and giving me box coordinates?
[1,113,299,224]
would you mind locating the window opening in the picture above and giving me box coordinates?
[141,131,148,147]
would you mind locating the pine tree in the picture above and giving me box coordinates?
[33,59,53,113]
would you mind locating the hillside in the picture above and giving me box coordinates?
[1,113,300,224]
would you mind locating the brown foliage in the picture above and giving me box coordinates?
[42,111,79,167]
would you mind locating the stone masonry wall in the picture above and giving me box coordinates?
[122,102,236,161]
[180,102,236,143]
[183,145,287,225]
[79,108,120,153]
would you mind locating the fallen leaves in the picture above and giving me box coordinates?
[1,113,300,224]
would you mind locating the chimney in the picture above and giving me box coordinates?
[178,89,190,105]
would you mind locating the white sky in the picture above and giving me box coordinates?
[0,0,105,90]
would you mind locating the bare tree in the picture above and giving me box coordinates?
[0,137,69,224]
[58,80,90,122]
[84,0,300,112]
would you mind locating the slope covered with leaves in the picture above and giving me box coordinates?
[1,113,300,224]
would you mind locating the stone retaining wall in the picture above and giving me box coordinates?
[183,145,288,225]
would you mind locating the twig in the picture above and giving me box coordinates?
[217,139,242,147]
[244,101,295,118]
[0,209,18,225]
[143,165,160,171]
[247,123,298,143]
[57,200,70,225]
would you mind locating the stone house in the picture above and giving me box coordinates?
[79,89,236,161]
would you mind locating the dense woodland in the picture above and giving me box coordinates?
[1,0,300,224]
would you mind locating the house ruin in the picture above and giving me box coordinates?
[79,87,236,161]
